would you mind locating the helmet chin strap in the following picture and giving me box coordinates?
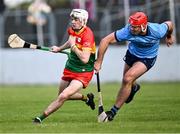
[141,25,147,33]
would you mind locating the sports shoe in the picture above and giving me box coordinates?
[33,117,42,124]
[86,93,95,110]
[125,84,140,103]
[105,111,114,121]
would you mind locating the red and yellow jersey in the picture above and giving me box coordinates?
[65,26,96,72]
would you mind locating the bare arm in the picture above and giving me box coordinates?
[164,21,174,47]
[51,38,71,53]
[94,32,117,72]
[69,36,91,64]
[71,47,91,64]
[58,41,71,50]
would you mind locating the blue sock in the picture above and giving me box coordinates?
[110,105,119,116]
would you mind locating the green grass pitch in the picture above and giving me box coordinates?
[0,82,180,133]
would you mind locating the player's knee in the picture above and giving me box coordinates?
[123,74,133,84]
[59,92,69,101]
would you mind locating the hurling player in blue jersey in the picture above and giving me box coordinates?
[94,12,174,121]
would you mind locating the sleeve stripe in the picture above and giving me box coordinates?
[114,31,120,42]
[164,23,169,37]
[82,47,92,50]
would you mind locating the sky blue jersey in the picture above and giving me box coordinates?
[115,22,168,58]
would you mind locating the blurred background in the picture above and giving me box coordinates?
[0,0,180,85]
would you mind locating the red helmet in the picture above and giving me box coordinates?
[129,12,148,26]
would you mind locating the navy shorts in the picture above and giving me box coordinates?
[123,50,157,70]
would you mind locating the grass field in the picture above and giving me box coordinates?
[0,82,180,133]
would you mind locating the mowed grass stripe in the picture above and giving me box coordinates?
[0,82,180,133]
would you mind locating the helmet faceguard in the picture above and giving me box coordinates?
[70,9,88,26]
[129,12,148,32]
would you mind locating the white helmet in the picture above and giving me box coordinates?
[70,9,89,26]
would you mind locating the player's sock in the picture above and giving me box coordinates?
[33,113,48,123]
[106,105,119,121]
[81,95,87,102]
[105,105,119,121]
[110,105,119,117]
[39,114,47,121]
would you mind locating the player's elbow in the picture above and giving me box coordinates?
[100,38,108,44]
[81,57,89,64]
[80,52,91,64]
[165,21,173,26]
[165,21,173,30]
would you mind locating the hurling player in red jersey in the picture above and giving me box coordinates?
[33,9,96,123]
